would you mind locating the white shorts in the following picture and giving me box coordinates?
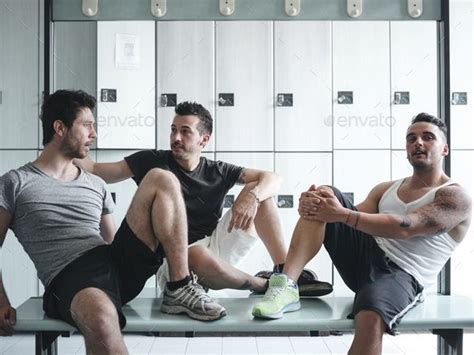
[156,209,258,293]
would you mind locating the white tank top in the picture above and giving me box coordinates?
[374,178,460,288]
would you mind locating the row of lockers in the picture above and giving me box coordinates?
[2,18,472,151]
[2,149,473,305]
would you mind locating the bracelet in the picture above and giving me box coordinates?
[353,212,361,229]
[248,190,261,205]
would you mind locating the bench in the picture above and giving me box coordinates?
[14,294,474,355]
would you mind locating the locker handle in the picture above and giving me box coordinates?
[408,0,423,18]
[82,0,98,17]
[219,0,235,16]
[151,0,167,17]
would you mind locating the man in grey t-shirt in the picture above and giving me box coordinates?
[0,90,225,353]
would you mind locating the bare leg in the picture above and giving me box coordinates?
[282,218,326,281]
[126,168,188,281]
[349,310,385,355]
[188,245,267,292]
[70,288,127,355]
[240,182,287,265]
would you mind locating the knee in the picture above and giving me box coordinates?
[355,310,385,335]
[143,168,180,192]
[188,245,218,271]
[71,296,120,337]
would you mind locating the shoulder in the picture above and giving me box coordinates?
[0,164,32,185]
[370,180,398,198]
[435,183,472,211]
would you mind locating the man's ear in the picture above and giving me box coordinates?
[442,143,449,157]
[200,133,210,147]
[53,120,66,137]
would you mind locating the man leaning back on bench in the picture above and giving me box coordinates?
[0,89,471,355]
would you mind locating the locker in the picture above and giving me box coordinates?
[450,1,474,149]
[53,22,98,149]
[0,151,39,307]
[390,21,438,150]
[333,149,391,296]
[156,21,215,151]
[391,150,413,181]
[215,21,273,151]
[450,151,474,297]
[0,0,39,149]
[274,21,332,151]
[97,22,155,149]
[333,22,391,149]
[275,153,333,285]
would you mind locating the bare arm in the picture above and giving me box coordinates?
[0,208,16,335]
[303,184,472,240]
[100,214,117,244]
[74,156,133,184]
[235,168,282,201]
[228,168,282,232]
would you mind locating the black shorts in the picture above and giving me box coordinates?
[43,219,164,329]
[323,187,424,334]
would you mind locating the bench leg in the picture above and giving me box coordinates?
[433,329,463,355]
[35,331,60,355]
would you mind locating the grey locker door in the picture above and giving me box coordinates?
[0,0,40,149]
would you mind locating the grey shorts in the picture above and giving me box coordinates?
[323,186,424,334]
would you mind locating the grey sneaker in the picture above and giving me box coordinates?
[161,275,226,321]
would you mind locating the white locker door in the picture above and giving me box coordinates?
[0,0,39,149]
[215,153,273,296]
[450,1,474,149]
[0,151,39,307]
[450,151,474,298]
[156,21,215,151]
[97,22,155,149]
[391,150,413,181]
[274,22,332,151]
[333,150,391,296]
[215,22,273,151]
[275,153,333,284]
[390,21,438,150]
[333,22,391,149]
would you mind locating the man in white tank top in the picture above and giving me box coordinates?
[253,113,472,355]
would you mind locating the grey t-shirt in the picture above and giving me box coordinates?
[0,162,114,287]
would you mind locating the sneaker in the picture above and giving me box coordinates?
[253,267,333,297]
[161,275,226,321]
[252,274,300,319]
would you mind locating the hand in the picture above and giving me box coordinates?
[0,305,16,336]
[299,185,346,223]
[228,192,259,233]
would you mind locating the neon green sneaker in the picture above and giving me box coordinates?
[252,274,301,319]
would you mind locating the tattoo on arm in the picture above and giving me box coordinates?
[236,169,247,185]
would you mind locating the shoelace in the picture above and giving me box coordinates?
[264,286,285,301]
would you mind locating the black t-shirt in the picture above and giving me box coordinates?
[125,150,244,244]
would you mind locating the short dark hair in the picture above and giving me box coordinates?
[410,112,448,141]
[40,90,96,146]
[175,101,213,135]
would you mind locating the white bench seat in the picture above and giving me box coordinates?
[14,294,474,354]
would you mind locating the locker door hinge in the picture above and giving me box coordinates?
[82,0,98,17]
[151,0,167,17]
[347,0,362,18]
[219,0,235,16]
[408,0,423,18]
[285,0,300,17]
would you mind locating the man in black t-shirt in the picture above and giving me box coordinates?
[77,102,289,297]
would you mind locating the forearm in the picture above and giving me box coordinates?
[344,209,425,240]
[247,172,282,201]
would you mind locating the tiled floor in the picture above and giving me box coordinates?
[1,332,473,354]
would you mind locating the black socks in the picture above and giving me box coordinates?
[167,275,192,291]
